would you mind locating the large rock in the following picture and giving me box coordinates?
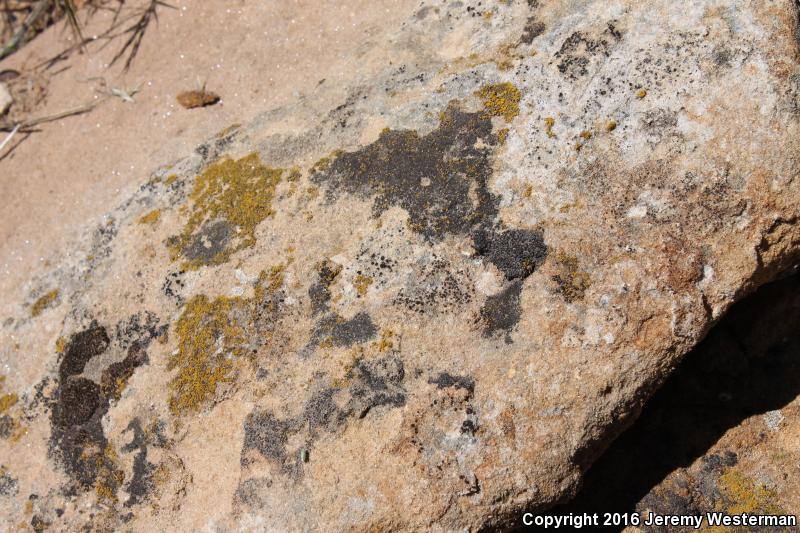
[0,0,799,530]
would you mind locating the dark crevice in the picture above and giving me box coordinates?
[513,268,800,531]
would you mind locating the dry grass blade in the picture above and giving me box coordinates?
[109,0,173,72]
[0,123,20,153]
[0,0,50,60]
[57,0,84,45]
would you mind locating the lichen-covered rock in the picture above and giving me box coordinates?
[1,0,799,530]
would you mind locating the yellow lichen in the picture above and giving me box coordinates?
[171,153,284,268]
[580,130,592,140]
[164,174,179,185]
[93,444,124,503]
[55,336,67,354]
[636,88,647,99]
[0,392,17,413]
[353,274,373,297]
[168,294,245,414]
[606,120,617,132]
[497,128,509,145]
[30,289,58,317]
[544,117,556,138]
[169,265,286,414]
[375,329,395,353]
[138,209,161,225]
[476,82,521,122]
[717,469,784,516]
[263,264,286,294]
[551,251,591,303]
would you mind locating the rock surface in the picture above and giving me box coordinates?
[0,0,799,531]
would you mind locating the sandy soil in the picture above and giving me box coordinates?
[0,0,418,304]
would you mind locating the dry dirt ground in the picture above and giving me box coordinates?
[0,0,418,303]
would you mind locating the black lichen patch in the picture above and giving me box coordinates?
[348,356,406,418]
[394,257,472,315]
[50,373,108,489]
[310,312,377,349]
[114,311,162,351]
[480,281,523,340]
[428,372,475,393]
[240,357,406,481]
[310,102,499,241]
[303,388,342,434]
[554,24,622,80]
[0,415,13,439]
[308,260,342,316]
[520,17,545,44]
[181,220,232,264]
[120,419,156,507]
[50,326,112,488]
[473,228,547,281]
[162,270,187,303]
[0,469,19,496]
[242,411,295,465]
[49,322,153,494]
[58,324,110,381]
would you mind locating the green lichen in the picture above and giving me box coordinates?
[476,82,521,122]
[30,289,58,317]
[171,153,284,269]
